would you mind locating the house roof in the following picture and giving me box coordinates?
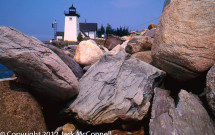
[56,32,64,36]
[80,23,97,32]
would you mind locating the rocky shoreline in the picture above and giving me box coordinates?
[0,0,215,134]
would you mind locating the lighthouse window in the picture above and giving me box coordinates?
[69,18,72,20]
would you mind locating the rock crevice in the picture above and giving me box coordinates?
[150,88,215,135]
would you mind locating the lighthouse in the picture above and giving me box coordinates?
[64,5,80,41]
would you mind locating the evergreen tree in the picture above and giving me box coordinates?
[77,33,83,42]
[97,24,106,38]
[105,23,129,37]
[106,24,113,35]
[100,24,105,35]
[119,26,123,36]
[97,28,102,38]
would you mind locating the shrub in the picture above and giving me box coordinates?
[77,33,83,42]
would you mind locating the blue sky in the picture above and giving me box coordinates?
[0,0,165,41]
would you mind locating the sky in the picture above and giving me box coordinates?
[0,0,165,41]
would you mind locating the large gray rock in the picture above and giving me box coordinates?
[66,51,166,125]
[47,45,83,79]
[149,88,176,135]
[152,0,215,82]
[0,26,79,101]
[206,64,215,117]
[150,88,215,135]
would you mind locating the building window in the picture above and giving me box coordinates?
[70,18,72,20]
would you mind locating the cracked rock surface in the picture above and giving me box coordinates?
[0,26,79,101]
[66,51,166,125]
[150,88,215,135]
[152,0,215,81]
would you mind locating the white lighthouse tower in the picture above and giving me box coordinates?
[64,5,80,41]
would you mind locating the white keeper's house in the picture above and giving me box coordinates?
[56,5,98,41]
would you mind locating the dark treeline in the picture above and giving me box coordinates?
[97,24,129,38]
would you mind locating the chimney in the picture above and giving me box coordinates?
[85,19,87,23]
